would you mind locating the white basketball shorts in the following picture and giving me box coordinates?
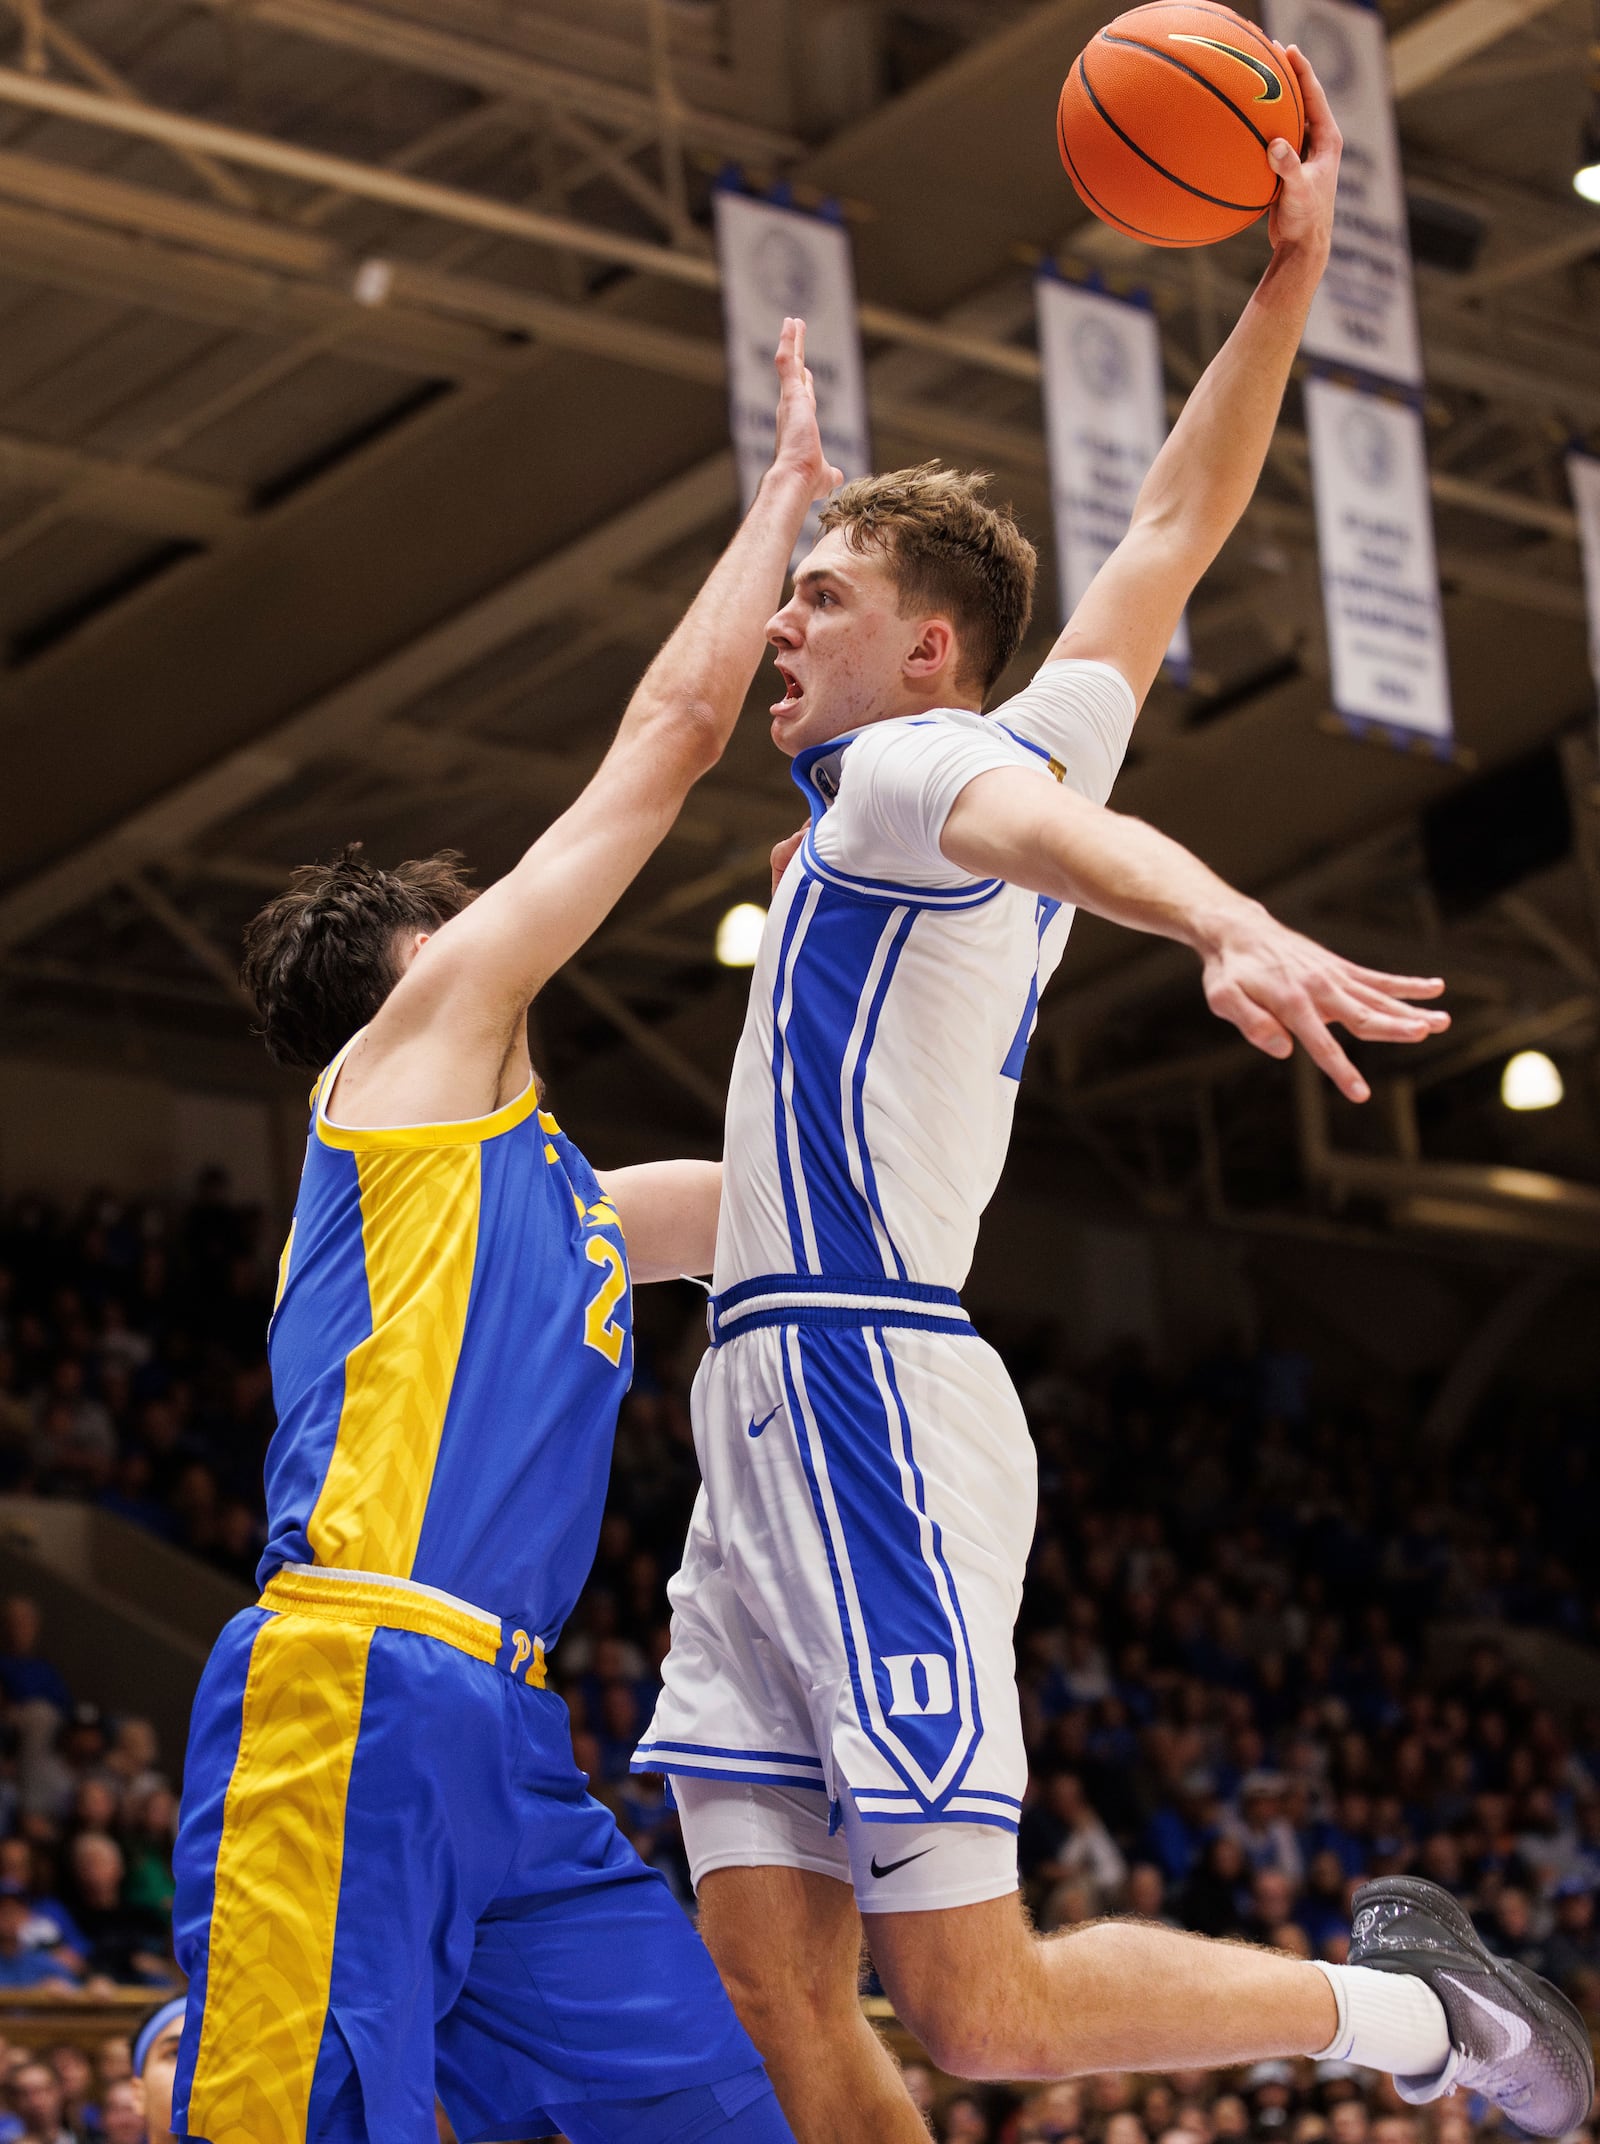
[633,1287,1037,1913]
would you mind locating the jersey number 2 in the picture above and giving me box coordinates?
[583,1237,627,1366]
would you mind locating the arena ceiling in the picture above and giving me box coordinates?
[0,0,1595,1262]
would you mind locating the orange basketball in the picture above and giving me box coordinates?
[1057,2,1306,247]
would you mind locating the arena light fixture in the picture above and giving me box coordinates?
[1577,72,1600,204]
[1500,1050,1564,1111]
[715,902,767,967]
[1577,119,1600,205]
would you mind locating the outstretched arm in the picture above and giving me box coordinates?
[941,769,1447,1102]
[334,321,840,1126]
[1051,48,1340,705]
[598,1161,721,1283]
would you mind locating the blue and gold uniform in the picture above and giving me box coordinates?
[170,1040,777,2144]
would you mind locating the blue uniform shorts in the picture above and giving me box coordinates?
[171,1599,770,2144]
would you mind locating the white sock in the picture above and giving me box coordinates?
[1315,1962,1452,2080]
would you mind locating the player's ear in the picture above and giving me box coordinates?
[903,616,956,682]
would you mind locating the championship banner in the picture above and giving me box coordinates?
[1305,374,1451,743]
[713,189,871,556]
[1567,452,1600,729]
[1036,276,1189,677]
[1261,0,1423,388]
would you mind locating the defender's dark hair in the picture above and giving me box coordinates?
[240,843,476,1070]
[818,462,1037,698]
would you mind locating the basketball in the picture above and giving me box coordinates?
[1057,1,1306,247]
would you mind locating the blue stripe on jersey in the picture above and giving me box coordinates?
[782,1324,981,1813]
[258,1139,373,1573]
[849,904,914,1281]
[800,833,1003,910]
[777,879,917,1275]
[770,876,822,1269]
[1001,895,1063,1081]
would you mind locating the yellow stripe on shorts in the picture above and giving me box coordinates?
[187,1615,372,2144]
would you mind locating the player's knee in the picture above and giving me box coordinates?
[877,1906,1043,2081]
[713,1939,853,2056]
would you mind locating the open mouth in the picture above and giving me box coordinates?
[771,661,804,717]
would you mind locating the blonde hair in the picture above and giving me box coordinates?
[818,462,1037,698]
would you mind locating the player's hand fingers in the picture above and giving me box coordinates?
[1338,979,1451,1031]
[1338,962,1447,999]
[1325,989,1441,1043]
[1278,994,1369,1101]
[1208,977,1293,1059]
[792,316,806,370]
[1286,45,1339,151]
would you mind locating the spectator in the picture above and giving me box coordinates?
[0,1894,76,1988]
[0,1597,71,1713]
[97,2083,143,2144]
[1485,1885,1550,1976]
[1181,1837,1248,1940]
[1546,1877,1600,2006]
[4,2062,83,2144]
[1019,1773,1126,1906]
[65,1835,173,1987]
[1125,1862,1177,1926]
[41,2054,93,2143]
[0,1837,85,1976]
[939,2091,990,2142]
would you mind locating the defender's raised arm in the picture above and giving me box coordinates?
[321,320,838,1128]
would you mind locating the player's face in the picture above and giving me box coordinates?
[141,2021,184,2143]
[764,530,937,755]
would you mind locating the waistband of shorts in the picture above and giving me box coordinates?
[707,1272,975,1347]
[258,1563,547,1686]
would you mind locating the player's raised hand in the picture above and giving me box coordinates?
[1201,909,1449,1103]
[1267,46,1340,258]
[770,317,843,503]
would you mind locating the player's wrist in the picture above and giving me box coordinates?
[1265,230,1331,290]
[1188,890,1270,964]
[761,460,822,507]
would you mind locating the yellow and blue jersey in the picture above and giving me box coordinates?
[259,1035,634,1645]
[171,1035,782,2144]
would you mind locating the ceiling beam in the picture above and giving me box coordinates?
[0,197,522,382]
[0,65,725,291]
[182,0,801,164]
[554,962,725,1120]
[0,453,741,957]
[1389,0,1573,99]
[0,69,1044,388]
[0,434,244,539]
[0,0,258,211]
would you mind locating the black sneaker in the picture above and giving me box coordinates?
[1348,1876,1594,2138]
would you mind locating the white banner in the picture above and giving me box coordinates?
[1036,277,1188,677]
[713,190,871,556]
[1261,0,1422,388]
[1306,374,1451,740]
[1567,453,1600,729]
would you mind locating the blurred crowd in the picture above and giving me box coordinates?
[0,1179,274,1586]
[0,1182,1597,2141]
[893,2050,1549,2144]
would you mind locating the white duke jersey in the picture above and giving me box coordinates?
[714,658,1138,1300]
